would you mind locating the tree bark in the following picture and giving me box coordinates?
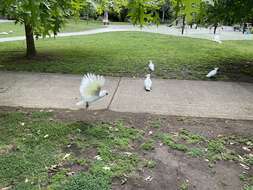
[214,24,218,34]
[242,23,247,34]
[104,10,109,25]
[25,23,36,58]
[162,9,165,23]
[181,16,185,35]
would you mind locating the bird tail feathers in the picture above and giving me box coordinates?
[145,87,151,91]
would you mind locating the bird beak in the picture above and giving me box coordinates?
[106,92,109,95]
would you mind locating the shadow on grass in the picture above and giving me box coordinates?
[0,48,253,82]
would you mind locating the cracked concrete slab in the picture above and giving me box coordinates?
[0,71,119,110]
[109,77,253,120]
[0,72,253,120]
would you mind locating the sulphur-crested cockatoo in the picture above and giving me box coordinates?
[148,60,155,72]
[213,35,222,44]
[76,73,108,108]
[206,68,219,78]
[144,74,152,91]
[0,32,8,35]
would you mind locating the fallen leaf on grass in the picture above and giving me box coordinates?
[94,155,102,161]
[242,146,251,152]
[123,152,133,156]
[63,153,71,160]
[239,163,250,170]
[144,176,153,182]
[103,166,111,171]
[44,134,49,138]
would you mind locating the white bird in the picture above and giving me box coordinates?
[213,35,222,44]
[206,68,219,78]
[144,74,152,91]
[76,73,108,108]
[148,60,155,72]
[0,32,8,35]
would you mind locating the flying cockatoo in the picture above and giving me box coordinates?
[148,60,155,72]
[213,35,222,44]
[144,74,152,91]
[76,73,108,108]
[206,68,219,78]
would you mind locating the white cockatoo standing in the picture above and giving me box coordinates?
[213,35,222,44]
[206,68,219,78]
[148,60,155,72]
[144,74,152,91]
[0,32,8,35]
[76,73,108,108]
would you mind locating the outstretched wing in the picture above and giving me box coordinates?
[80,73,105,100]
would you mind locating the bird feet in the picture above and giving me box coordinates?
[86,102,89,109]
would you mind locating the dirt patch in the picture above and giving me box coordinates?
[1,106,252,190]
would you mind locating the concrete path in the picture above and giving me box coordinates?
[0,25,252,43]
[0,71,253,120]
[0,19,14,23]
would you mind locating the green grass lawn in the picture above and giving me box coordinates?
[0,19,105,38]
[0,31,253,81]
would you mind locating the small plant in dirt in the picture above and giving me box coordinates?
[144,159,157,169]
[187,148,205,157]
[179,129,206,144]
[150,119,162,129]
[244,185,253,190]
[240,174,253,190]
[141,139,155,151]
[207,139,237,162]
[62,173,110,190]
[244,155,253,166]
[157,133,188,152]
[180,181,189,190]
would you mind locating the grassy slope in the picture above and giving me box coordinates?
[0,20,104,38]
[0,32,253,81]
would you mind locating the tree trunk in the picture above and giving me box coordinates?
[213,24,218,34]
[181,16,185,35]
[104,11,109,25]
[162,9,165,23]
[242,23,247,34]
[25,23,36,58]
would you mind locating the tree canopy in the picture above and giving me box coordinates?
[0,0,82,57]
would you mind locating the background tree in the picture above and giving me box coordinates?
[160,0,172,23]
[171,0,202,34]
[0,0,82,58]
[94,0,128,22]
[80,0,98,21]
[127,0,163,27]
[226,0,253,33]
[202,0,228,34]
